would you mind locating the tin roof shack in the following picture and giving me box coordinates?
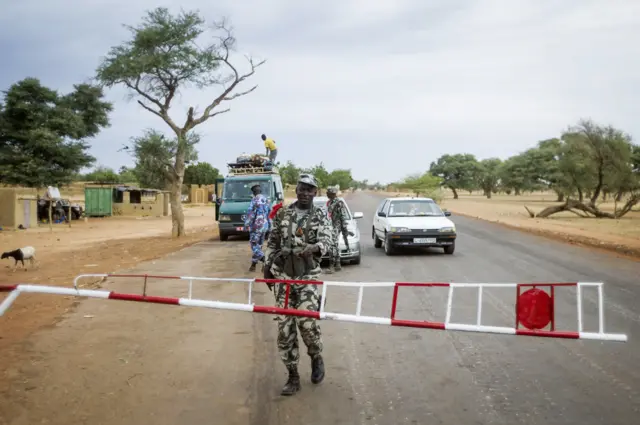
[0,187,39,230]
[112,185,169,217]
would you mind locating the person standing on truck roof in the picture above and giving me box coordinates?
[261,134,278,163]
[245,183,271,272]
[263,173,332,396]
[325,185,354,274]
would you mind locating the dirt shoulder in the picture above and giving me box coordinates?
[0,206,220,355]
[378,190,640,260]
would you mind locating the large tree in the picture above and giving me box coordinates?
[327,169,354,191]
[476,158,502,198]
[0,78,112,187]
[183,161,219,185]
[95,7,265,237]
[429,153,480,199]
[128,129,198,190]
[532,119,639,218]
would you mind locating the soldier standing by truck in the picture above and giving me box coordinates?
[263,173,332,396]
[325,185,354,273]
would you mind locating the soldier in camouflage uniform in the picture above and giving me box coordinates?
[263,173,333,396]
[325,185,355,273]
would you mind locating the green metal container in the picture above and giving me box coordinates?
[84,186,113,217]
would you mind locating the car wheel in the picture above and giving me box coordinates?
[219,232,229,241]
[373,227,382,248]
[443,242,455,255]
[384,233,395,256]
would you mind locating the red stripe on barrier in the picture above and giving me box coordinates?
[253,305,321,319]
[391,319,446,330]
[515,329,579,339]
[108,274,182,280]
[255,278,324,285]
[0,285,18,292]
[108,292,181,305]
[395,282,451,287]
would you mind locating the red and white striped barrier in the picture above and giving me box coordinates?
[0,274,628,342]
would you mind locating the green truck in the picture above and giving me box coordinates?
[215,160,284,241]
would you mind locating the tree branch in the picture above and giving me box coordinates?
[187,54,266,129]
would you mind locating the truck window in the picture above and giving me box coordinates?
[222,180,272,201]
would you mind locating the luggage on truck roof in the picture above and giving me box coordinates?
[227,152,278,176]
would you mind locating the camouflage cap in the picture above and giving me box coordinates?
[326,185,338,194]
[297,173,318,188]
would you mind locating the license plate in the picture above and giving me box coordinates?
[236,226,245,231]
[413,238,436,244]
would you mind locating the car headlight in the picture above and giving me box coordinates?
[219,215,231,221]
[439,226,455,233]
[390,227,411,233]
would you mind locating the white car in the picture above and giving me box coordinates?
[314,196,364,265]
[372,197,456,255]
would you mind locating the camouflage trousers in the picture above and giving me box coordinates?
[329,227,342,267]
[274,282,323,367]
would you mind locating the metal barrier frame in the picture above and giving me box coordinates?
[0,274,628,343]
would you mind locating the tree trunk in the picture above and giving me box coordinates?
[515,188,521,196]
[169,179,185,237]
[484,189,492,199]
[169,133,188,238]
[555,192,565,202]
[451,187,459,199]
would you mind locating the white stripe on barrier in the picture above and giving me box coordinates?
[579,332,627,342]
[179,298,254,311]
[321,312,392,325]
[446,323,517,335]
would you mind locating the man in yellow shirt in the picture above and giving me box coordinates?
[261,134,278,163]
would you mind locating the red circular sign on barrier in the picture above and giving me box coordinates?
[517,288,552,330]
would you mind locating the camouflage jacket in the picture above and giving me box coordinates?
[265,201,333,280]
[327,198,349,235]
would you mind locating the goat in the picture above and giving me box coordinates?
[1,246,38,271]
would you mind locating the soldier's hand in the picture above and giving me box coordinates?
[348,230,355,237]
[300,243,320,257]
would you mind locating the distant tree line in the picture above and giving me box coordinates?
[389,118,640,219]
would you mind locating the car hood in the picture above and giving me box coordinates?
[386,216,454,229]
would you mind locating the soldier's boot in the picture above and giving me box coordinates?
[325,263,335,274]
[334,260,342,272]
[248,262,257,272]
[281,365,301,396]
[310,354,325,384]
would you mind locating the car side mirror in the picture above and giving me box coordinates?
[444,210,452,217]
[377,211,386,217]
[353,212,363,219]
[276,192,284,201]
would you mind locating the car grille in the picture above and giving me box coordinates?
[229,214,244,222]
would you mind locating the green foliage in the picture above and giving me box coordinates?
[278,161,301,187]
[184,162,219,185]
[327,169,354,190]
[429,153,480,198]
[477,158,502,198]
[303,163,330,189]
[396,172,444,201]
[83,165,122,183]
[0,77,112,187]
[128,129,198,189]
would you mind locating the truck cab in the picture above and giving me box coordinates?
[215,165,284,241]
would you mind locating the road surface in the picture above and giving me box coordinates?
[1,192,638,425]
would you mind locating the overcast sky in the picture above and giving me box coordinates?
[2,0,639,184]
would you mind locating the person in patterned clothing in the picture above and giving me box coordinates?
[325,185,354,273]
[263,173,333,396]
[245,183,271,272]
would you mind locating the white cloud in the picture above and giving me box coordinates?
[1,0,639,183]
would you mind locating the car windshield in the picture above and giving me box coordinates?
[222,180,271,201]
[387,200,443,217]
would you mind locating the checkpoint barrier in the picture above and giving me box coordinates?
[0,274,628,343]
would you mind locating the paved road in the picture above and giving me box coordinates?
[1,192,638,425]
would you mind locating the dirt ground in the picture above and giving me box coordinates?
[0,206,220,378]
[380,190,640,259]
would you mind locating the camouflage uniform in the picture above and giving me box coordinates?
[264,174,333,395]
[326,186,350,272]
